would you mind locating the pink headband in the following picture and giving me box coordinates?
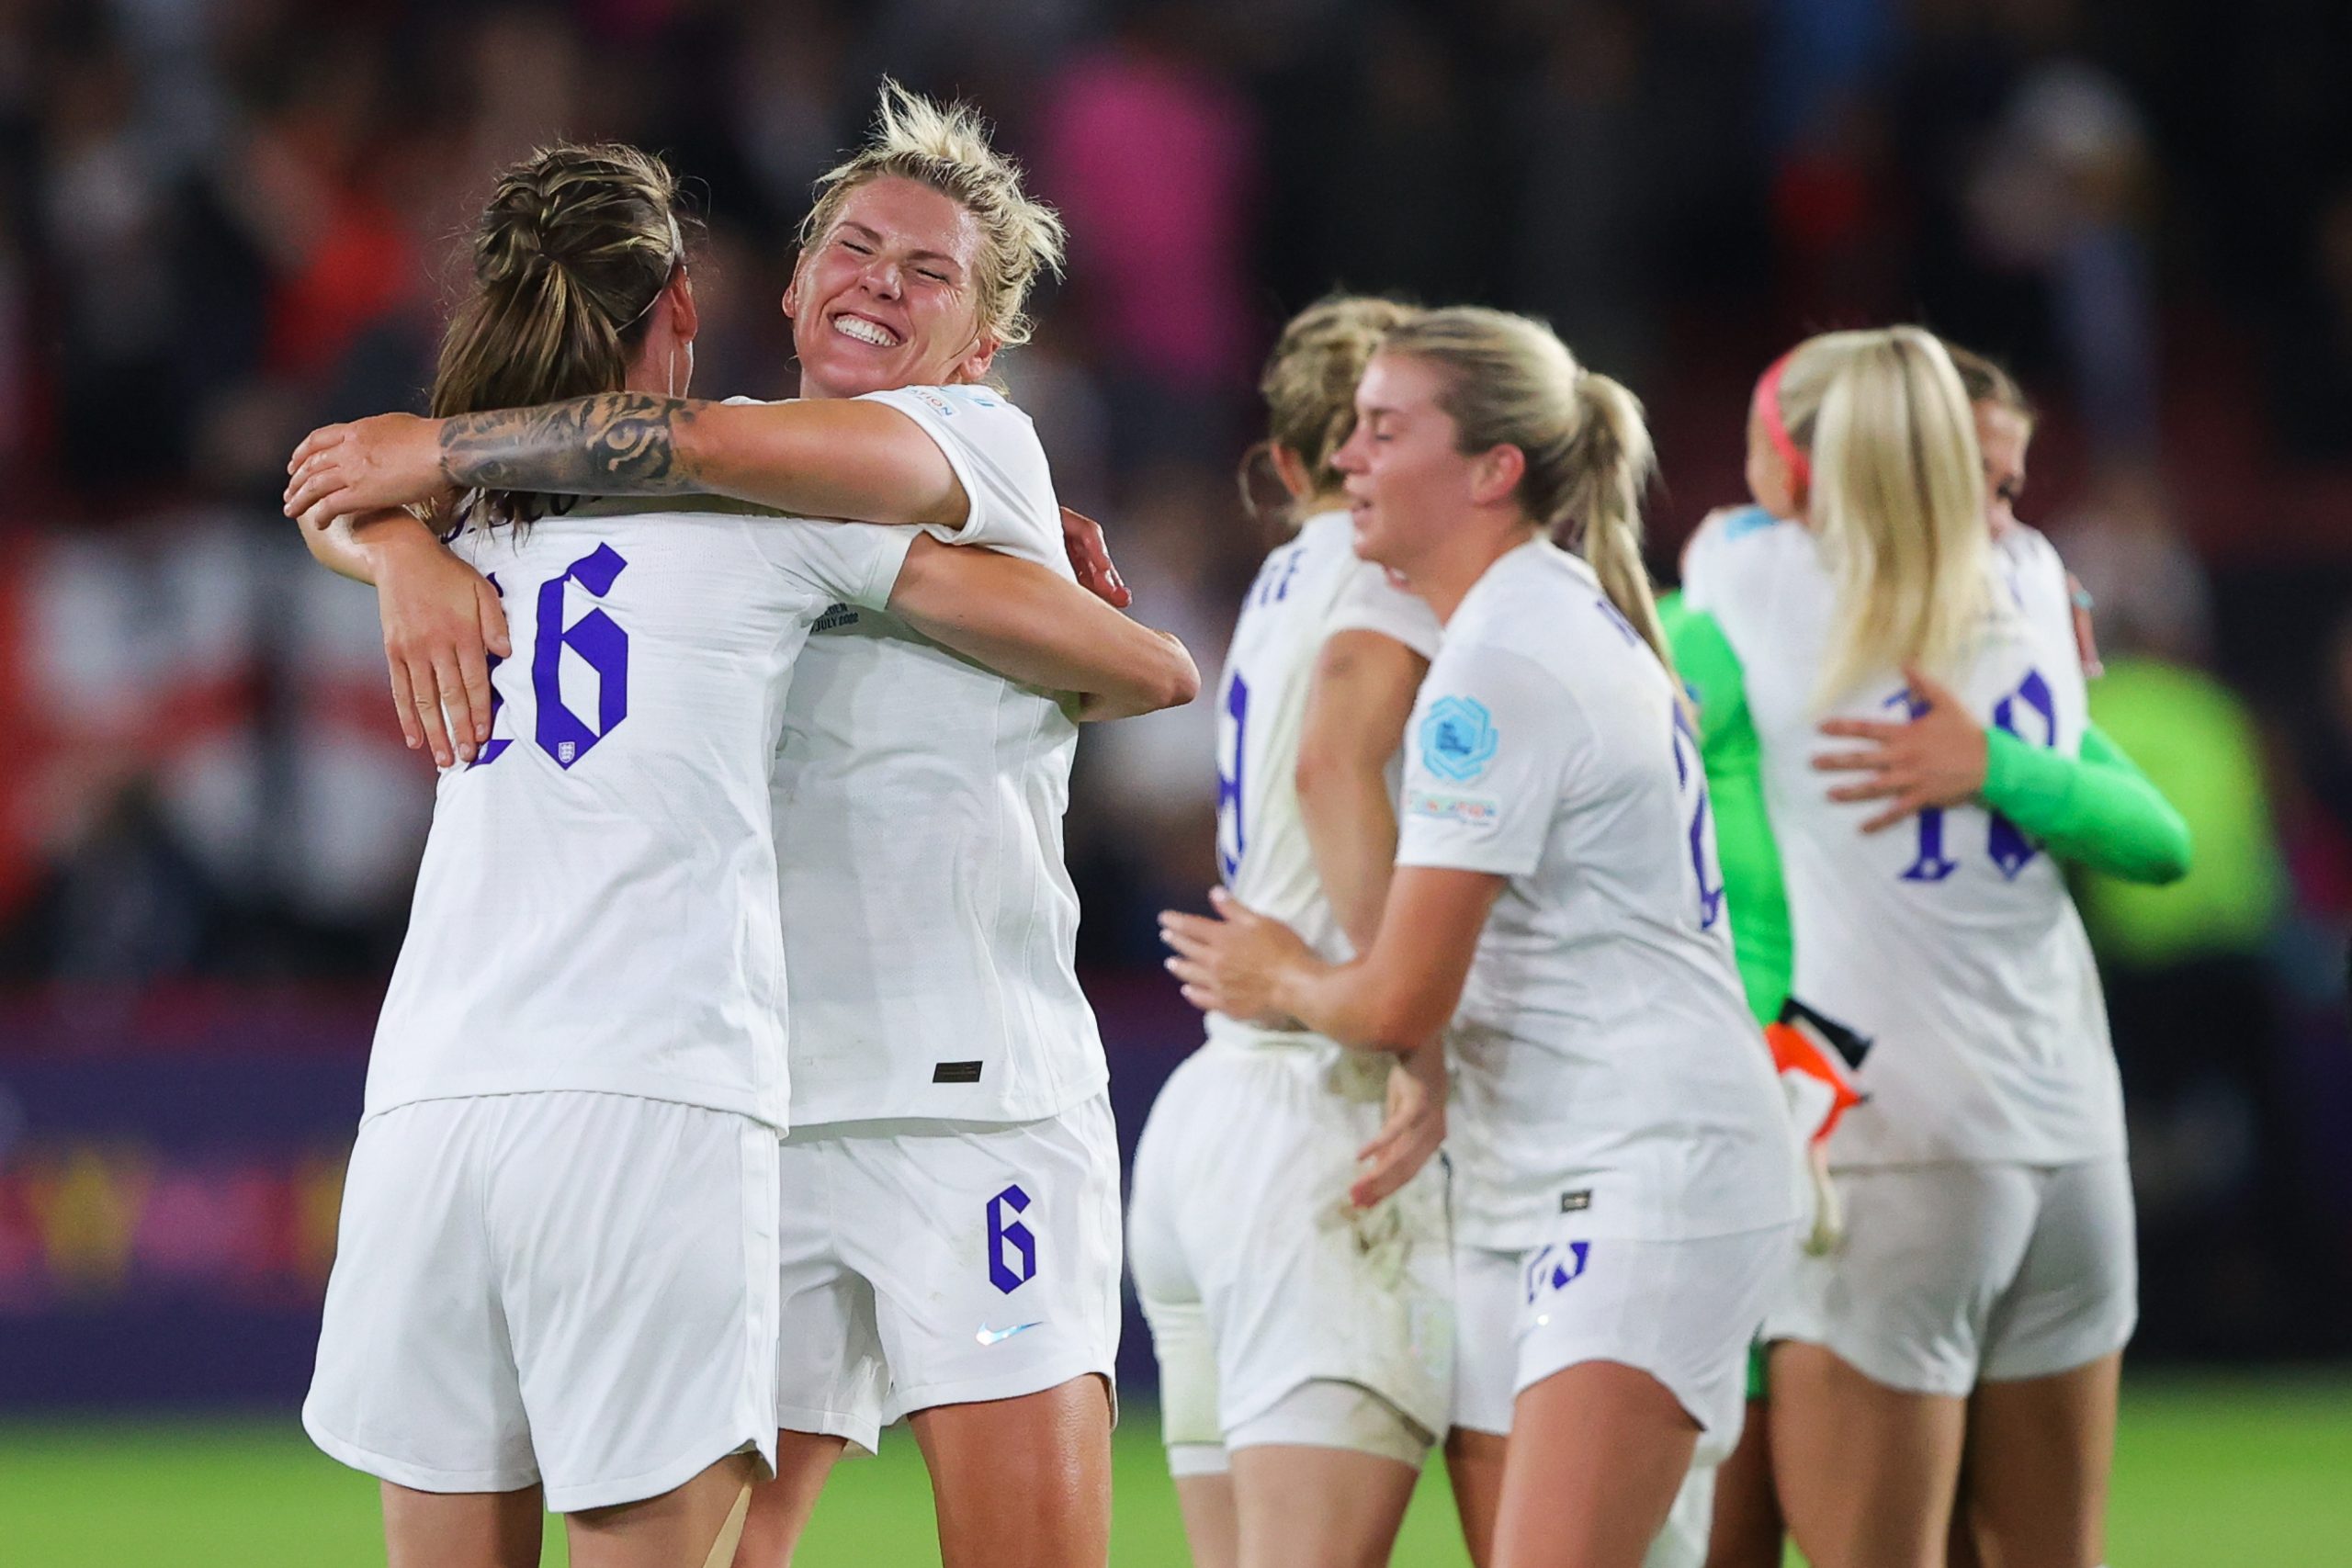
[1752,352,1811,493]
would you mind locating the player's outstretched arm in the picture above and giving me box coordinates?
[1812,664,2191,884]
[887,536,1199,719]
[290,507,509,767]
[285,400,968,531]
[1978,722,2191,883]
[297,508,392,586]
[1162,868,1501,1055]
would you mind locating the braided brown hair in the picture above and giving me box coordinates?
[433,143,686,525]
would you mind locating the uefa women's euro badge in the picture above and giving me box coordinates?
[1419,695,1498,784]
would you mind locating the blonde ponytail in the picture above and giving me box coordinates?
[1561,368,1671,672]
[1381,307,1676,677]
[1767,327,1990,703]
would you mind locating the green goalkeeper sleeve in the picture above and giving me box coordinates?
[1981,722,2194,886]
[1661,593,1792,1025]
[1660,592,2194,1026]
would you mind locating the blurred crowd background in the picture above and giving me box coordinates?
[2,0,2349,1404]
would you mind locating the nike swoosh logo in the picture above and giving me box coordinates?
[975,1322,1044,1347]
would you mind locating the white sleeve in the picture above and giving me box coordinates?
[749,519,920,612]
[1323,559,1442,661]
[856,385,1065,570]
[1679,504,1779,614]
[1395,639,1583,879]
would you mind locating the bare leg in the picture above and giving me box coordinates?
[1962,1353,2120,1568]
[1703,1401,1782,1568]
[381,1482,544,1568]
[731,1429,849,1567]
[910,1374,1114,1568]
[1173,1472,1239,1568]
[1446,1427,1510,1568]
[1770,1342,1964,1568]
[1490,1359,1699,1568]
[1948,1455,1982,1568]
[1229,1445,1420,1568]
[567,1452,758,1568]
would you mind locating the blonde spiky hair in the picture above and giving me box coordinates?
[799,80,1067,350]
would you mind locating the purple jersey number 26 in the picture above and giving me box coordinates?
[473,544,632,771]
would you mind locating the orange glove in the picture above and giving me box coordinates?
[1767,999,1872,1255]
[1765,1016,1868,1146]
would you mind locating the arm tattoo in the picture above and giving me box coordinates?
[436,393,706,497]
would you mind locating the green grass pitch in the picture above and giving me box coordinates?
[4,1378,2348,1565]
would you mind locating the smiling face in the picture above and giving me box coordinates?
[1332,353,1491,578]
[785,175,997,400]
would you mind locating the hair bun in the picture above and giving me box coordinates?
[475,178,564,287]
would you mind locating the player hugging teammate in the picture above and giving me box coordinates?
[279,76,2180,1568]
[288,91,1194,1568]
[1157,315,2183,1568]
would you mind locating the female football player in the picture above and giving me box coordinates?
[1127,295,1451,1568]
[291,91,1198,1568]
[1164,307,1798,1568]
[1672,341,2188,1568]
[1674,329,2171,1568]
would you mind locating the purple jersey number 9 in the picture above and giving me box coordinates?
[1215,671,1250,881]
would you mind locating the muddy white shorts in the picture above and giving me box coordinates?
[1453,1224,1792,1469]
[1128,1041,1453,1463]
[304,1092,780,1512]
[771,1093,1123,1453]
[1767,1157,2137,1396]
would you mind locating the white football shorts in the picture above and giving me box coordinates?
[1453,1224,1792,1469]
[304,1092,780,1512]
[1768,1156,2137,1396]
[770,1092,1122,1453]
[1128,1040,1453,1461]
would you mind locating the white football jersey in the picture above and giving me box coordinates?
[775,385,1108,1124]
[1395,540,1796,1248]
[1208,509,1442,1054]
[1682,518,2121,1168]
[367,502,918,1128]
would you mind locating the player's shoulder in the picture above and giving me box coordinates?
[1993,521,2069,583]
[1441,545,1592,679]
[1293,507,1356,556]
[1682,505,1804,600]
[1985,524,2079,660]
[866,382,1035,434]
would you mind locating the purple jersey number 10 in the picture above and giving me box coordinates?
[1892,668,2055,884]
[474,544,633,771]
